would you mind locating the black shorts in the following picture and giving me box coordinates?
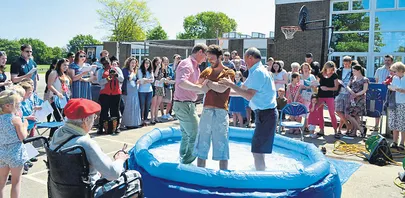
[251,108,278,154]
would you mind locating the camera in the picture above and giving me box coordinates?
[109,69,116,74]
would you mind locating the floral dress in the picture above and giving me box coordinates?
[347,77,369,116]
[286,83,302,103]
[0,114,29,168]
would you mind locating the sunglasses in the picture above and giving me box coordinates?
[79,55,86,58]
[25,50,33,53]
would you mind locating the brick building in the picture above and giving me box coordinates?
[274,0,330,71]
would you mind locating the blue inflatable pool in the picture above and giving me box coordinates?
[128,127,342,198]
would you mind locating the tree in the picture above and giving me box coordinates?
[0,39,20,64]
[67,34,101,53]
[147,25,168,40]
[51,47,64,59]
[97,0,155,41]
[177,11,237,39]
[398,46,405,52]
[0,38,67,64]
[110,15,146,41]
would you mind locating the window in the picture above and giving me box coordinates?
[400,0,405,7]
[332,13,370,31]
[331,56,341,68]
[352,0,370,10]
[331,33,370,52]
[357,56,367,67]
[258,49,267,58]
[376,0,395,9]
[375,11,405,31]
[136,49,140,54]
[333,1,349,11]
[374,56,384,71]
[374,32,405,52]
[131,49,136,54]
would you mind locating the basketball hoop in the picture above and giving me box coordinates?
[281,26,301,40]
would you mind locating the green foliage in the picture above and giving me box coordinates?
[331,3,384,52]
[110,15,146,41]
[67,34,101,53]
[0,38,65,65]
[177,11,237,39]
[398,46,405,52]
[97,0,155,41]
[147,25,168,40]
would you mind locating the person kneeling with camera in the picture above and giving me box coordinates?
[50,98,141,197]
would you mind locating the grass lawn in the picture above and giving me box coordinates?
[5,64,49,74]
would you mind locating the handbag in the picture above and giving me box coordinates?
[53,95,69,109]
[387,90,396,109]
[103,117,118,134]
[301,90,312,101]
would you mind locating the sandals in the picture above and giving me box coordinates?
[315,132,325,138]
[346,130,357,137]
[334,132,342,139]
[399,144,405,151]
[293,129,301,135]
[361,126,368,138]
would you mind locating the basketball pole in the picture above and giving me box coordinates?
[303,19,334,66]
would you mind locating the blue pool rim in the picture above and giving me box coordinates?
[128,127,342,197]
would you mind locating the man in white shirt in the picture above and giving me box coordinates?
[374,54,394,130]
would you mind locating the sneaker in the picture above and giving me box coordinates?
[399,144,405,151]
[391,142,398,149]
[166,115,174,121]
[161,114,168,119]
[25,161,33,168]
[23,163,29,175]
[310,133,318,139]
[30,157,38,162]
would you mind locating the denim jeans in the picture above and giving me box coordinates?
[138,92,153,120]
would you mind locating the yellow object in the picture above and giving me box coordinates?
[332,140,367,158]
[394,177,405,195]
[332,140,402,166]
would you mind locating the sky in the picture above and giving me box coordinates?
[0,0,275,48]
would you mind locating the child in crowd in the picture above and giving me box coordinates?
[286,72,303,134]
[18,82,41,137]
[308,94,324,138]
[0,90,29,198]
[276,88,287,120]
[229,71,246,127]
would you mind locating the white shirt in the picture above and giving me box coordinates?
[392,76,405,104]
[340,68,352,93]
[374,66,390,84]
[272,70,287,91]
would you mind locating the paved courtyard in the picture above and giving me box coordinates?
[5,75,404,198]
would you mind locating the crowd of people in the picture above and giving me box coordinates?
[0,42,404,197]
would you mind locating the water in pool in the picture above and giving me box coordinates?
[149,138,313,172]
